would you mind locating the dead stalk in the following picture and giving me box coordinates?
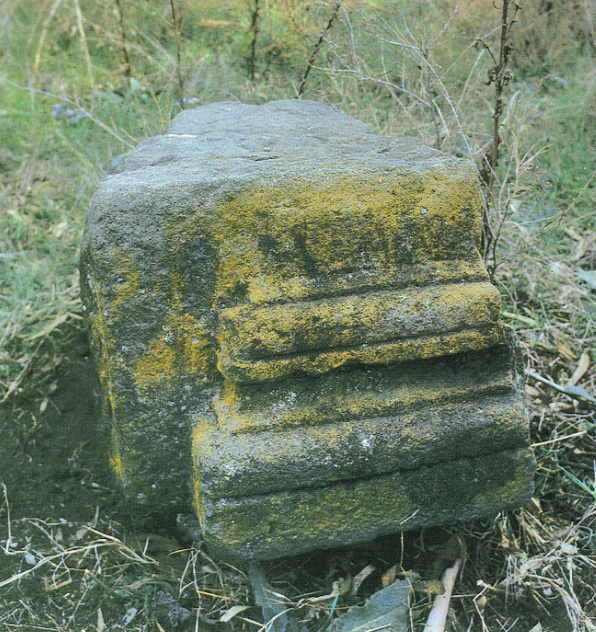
[298,0,343,97]
[169,0,185,107]
[114,0,132,77]
[476,0,520,265]
[0,525,157,590]
[33,0,65,81]
[247,0,260,82]
[72,0,94,89]
[423,558,461,632]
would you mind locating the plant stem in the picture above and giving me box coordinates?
[170,0,184,108]
[488,0,516,193]
[424,558,461,632]
[247,0,260,81]
[72,0,94,90]
[298,0,342,97]
[114,0,132,77]
[480,0,520,269]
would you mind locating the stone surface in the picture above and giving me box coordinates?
[80,100,534,560]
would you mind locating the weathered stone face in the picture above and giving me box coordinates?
[80,100,535,560]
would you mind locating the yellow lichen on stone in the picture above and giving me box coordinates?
[210,474,417,551]
[211,381,244,431]
[109,424,124,481]
[414,164,483,250]
[218,328,505,384]
[192,474,204,529]
[213,369,514,434]
[191,417,222,528]
[84,272,128,480]
[203,446,534,558]
[212,171,500,383]
[133,272,215,390]
[134,321,214,389]
[220,281,501,357]
[179,316,213,375]
[213,169,482,307]
[135,338,177,387]
[111,267,139,312]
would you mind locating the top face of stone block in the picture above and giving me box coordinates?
[109,99,438,175]
[105,100,479,197]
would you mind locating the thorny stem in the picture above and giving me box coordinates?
[488,0,519,193]
[170,0,185,108]
[298,0,343,97]
[114,0,132,77]
[479,0,520,268]
[247,0,260,81]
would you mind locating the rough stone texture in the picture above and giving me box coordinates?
[80,100,535,560]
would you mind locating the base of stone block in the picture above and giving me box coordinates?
[200,446,535,561]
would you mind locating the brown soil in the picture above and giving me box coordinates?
[0,327,119,524]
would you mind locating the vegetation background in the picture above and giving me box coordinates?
[0,0,595,630]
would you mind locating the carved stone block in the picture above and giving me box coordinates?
[80,100,534,560]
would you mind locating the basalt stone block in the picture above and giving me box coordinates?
[80,99,535,561]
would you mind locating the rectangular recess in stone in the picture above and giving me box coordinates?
[80,100,535,560]
[211,345,518,434]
